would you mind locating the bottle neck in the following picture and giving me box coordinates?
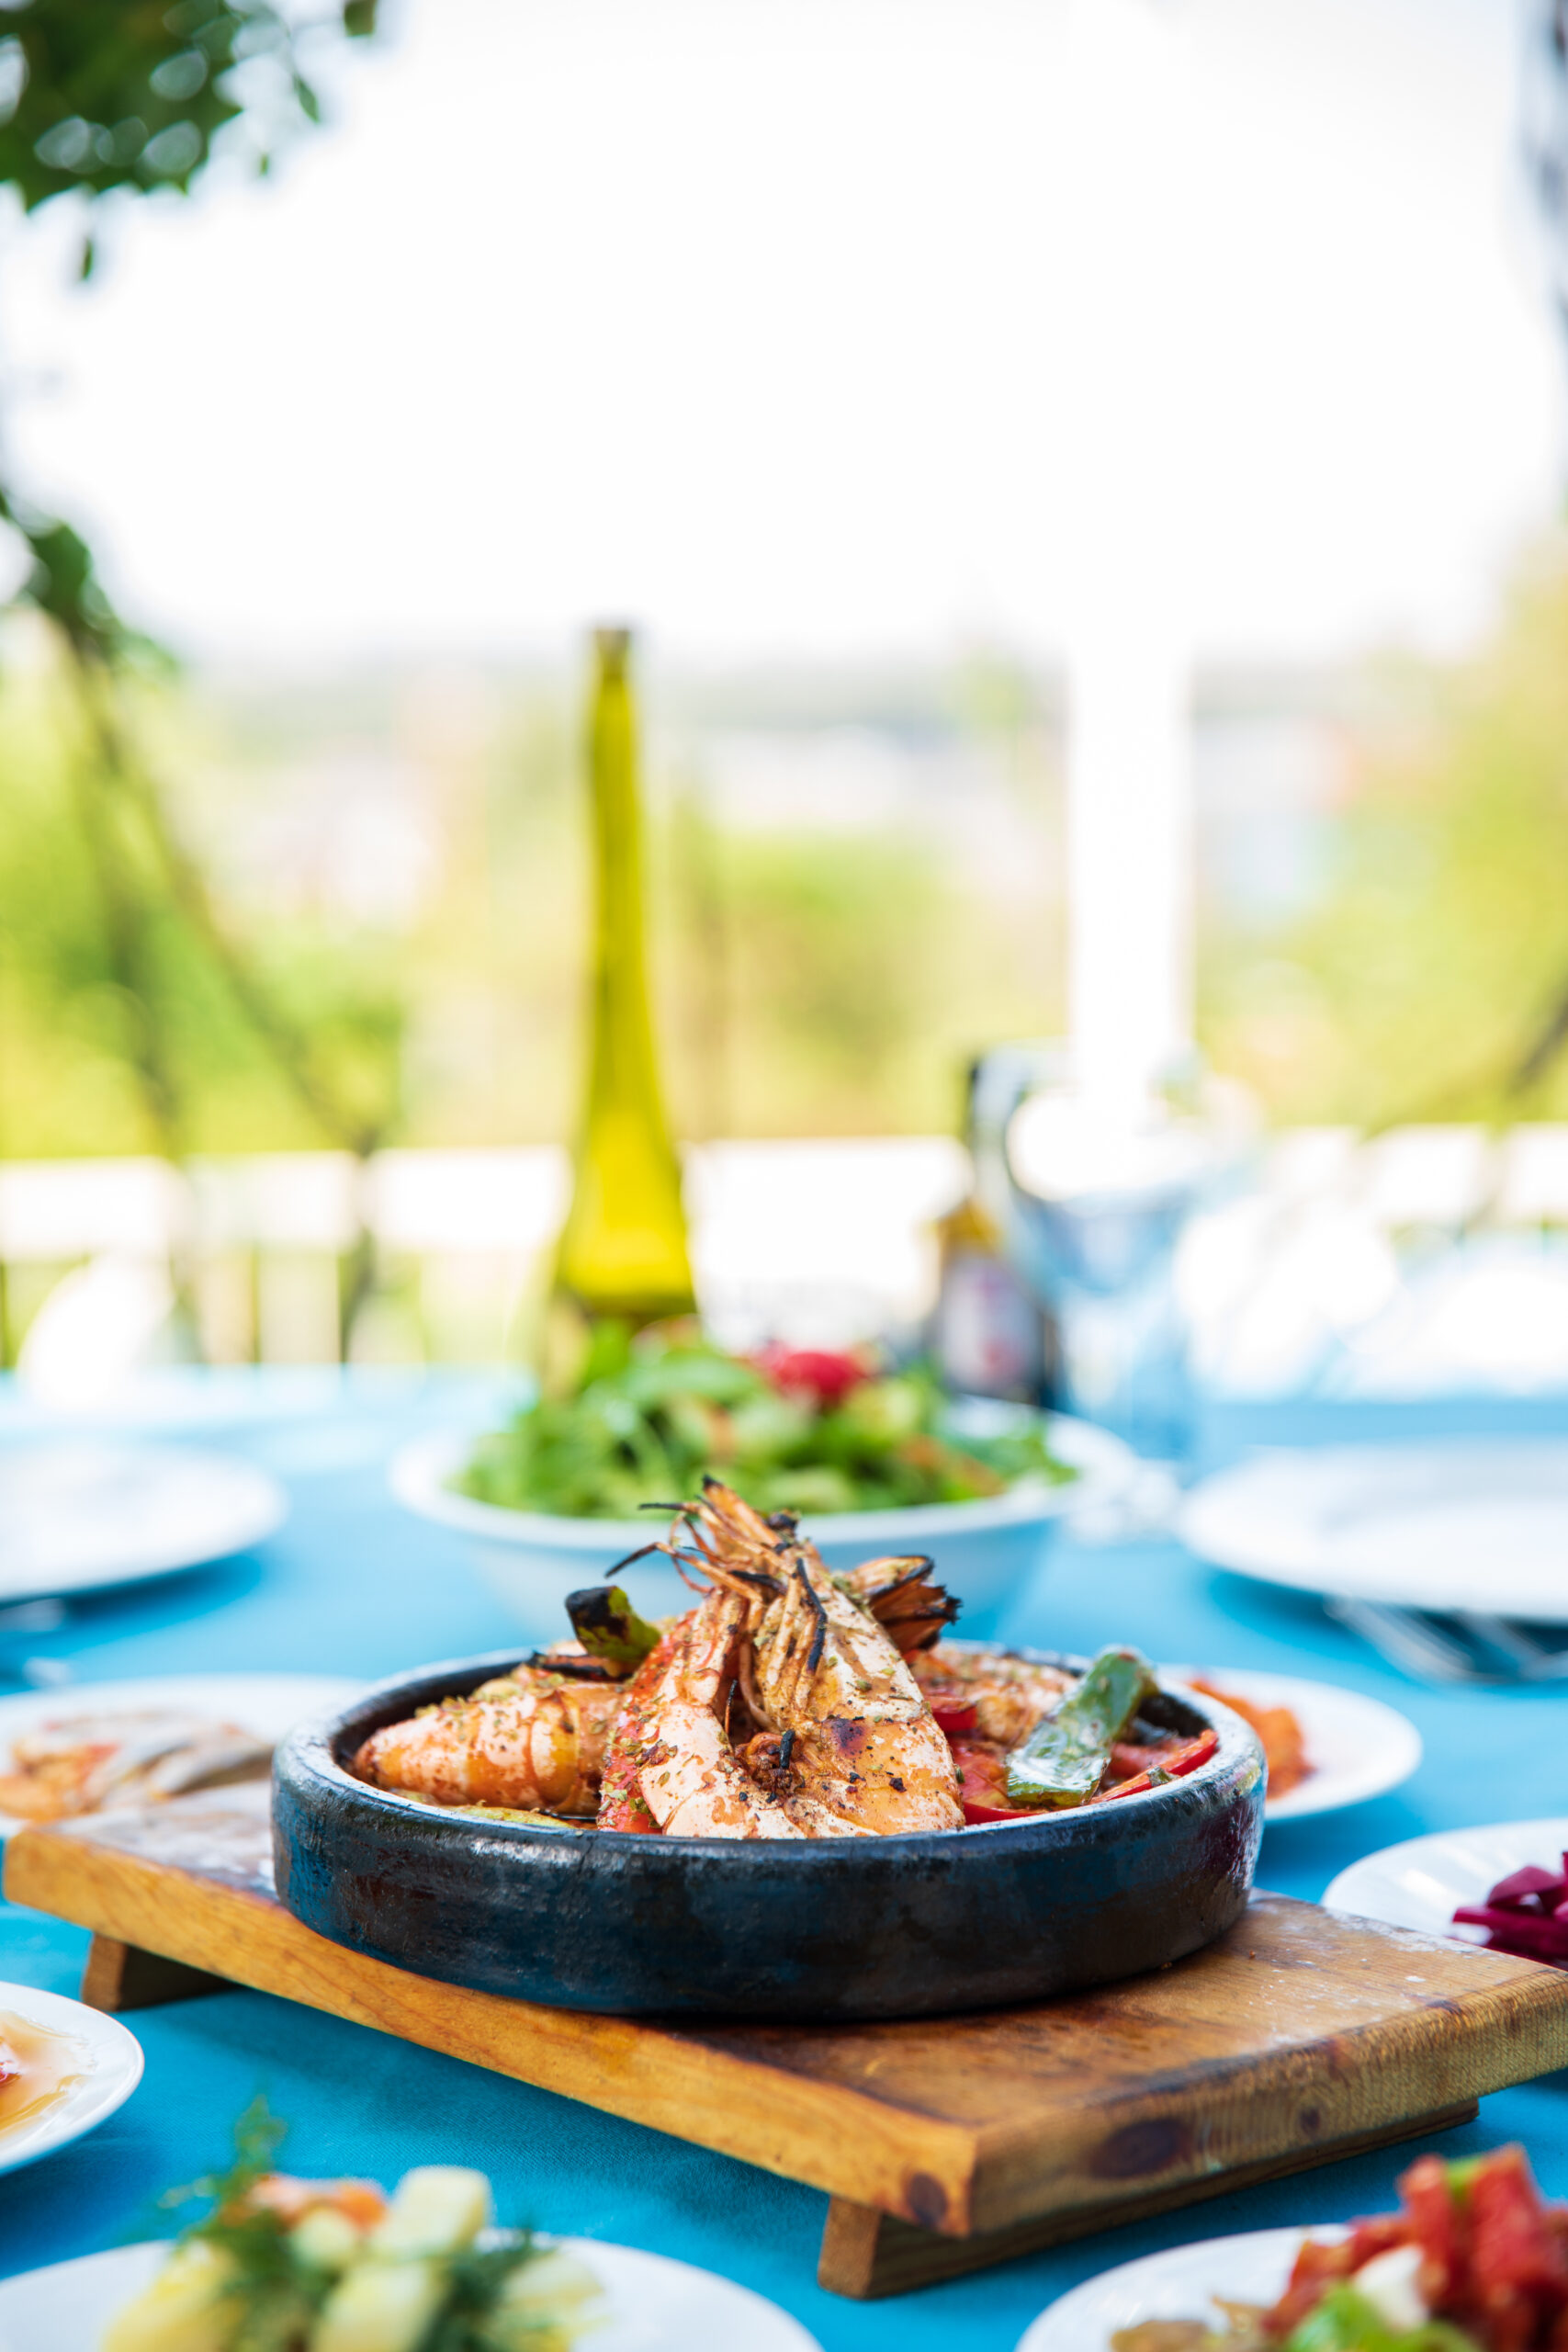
[586,650,654,1092]
[549,633,695,1339]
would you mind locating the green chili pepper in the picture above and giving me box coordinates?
[564,1584,661,1674]
[1004,1645,1158,1810]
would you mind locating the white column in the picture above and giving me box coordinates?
[1061,0,1195,1111]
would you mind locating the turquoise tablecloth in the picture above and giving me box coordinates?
[2,1373,1566,2349]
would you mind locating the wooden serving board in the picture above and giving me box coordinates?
[9,1789,1568,2301]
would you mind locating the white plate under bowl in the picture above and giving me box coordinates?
[1016,2222,1339,2350]
[0,1982,142,2179]
[0,2235,822,2350]
[0,1674,367,1838]
[1324,1815,1568,1944]
[1179,1440,1568,1623]
[1163,1667,1422,1823]
[0,1442,288,1604]
[391,1408,1139,1642]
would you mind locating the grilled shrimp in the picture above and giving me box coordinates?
[600,1585,866,1838]
[682,1481,964,1837]
[844,1555,960,1654]
[352,1663,618,1816]
[911,1643,1074,1749]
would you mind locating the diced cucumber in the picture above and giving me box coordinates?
[99,2240,240,2352]
[311,2255,448,2352]
[369,2166,491,2256]
[493,2248,604,2314]
[290,2205,365,2275]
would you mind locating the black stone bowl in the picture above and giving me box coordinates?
[273,1647,1266,2021]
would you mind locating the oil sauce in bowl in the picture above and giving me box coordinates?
[0,2010,86,2138]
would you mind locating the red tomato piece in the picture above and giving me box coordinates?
[1090,1728,1218,1804]
[1346,2212,1410,2270]
[1468,2144,1568,2343]
[1397,2153,1466,2307]
[931,1698,978,1738]
[752,1345,868,1407]
[1262,2236,1357,2335]
[949,1740,1038,1825]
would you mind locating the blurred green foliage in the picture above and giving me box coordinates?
[0,650,403,1156]
[0,0,391,1185]
[1201,547,1568,1126]
[0,650,1066,1156]
[0,0,374,242]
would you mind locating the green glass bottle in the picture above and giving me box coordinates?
[547,628,695,1368]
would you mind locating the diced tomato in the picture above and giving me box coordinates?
[1398,2152,1466,2307]
[1468,2145,1568,2341]
[931,1698,978,1738]
[1261,2235,1357,2336]
[949,1740,1038,1825]
[1346,2211,1410,2270]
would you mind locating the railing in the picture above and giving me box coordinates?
[6,1128,1568,1404]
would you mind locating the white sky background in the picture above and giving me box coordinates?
[0,0,1561,669]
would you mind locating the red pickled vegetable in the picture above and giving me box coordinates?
[1488,1867,1566,1911]
[1456,1852,1568,1967]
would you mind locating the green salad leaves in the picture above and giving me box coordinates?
[456,1324,1074,1521]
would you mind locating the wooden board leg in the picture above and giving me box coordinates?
[80,1932,232,2013]
[818,2099,1481,2299]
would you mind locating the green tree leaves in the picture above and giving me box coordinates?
[0,2,375,211]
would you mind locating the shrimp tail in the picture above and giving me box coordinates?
[846,1555,961,1653]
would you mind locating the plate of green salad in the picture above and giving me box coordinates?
[391,1325,1136,1640]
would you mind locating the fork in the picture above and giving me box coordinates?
[1327,1597,1568,1687]
[1326,1599,1489,1684]
[1455,1612,1568,1682]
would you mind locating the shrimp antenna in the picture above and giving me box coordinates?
[604,1541,664,1578]
[795,1562,830,1675]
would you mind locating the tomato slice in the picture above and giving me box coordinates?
[931,1698,978,1738]
[950,1739,1038,1825]
[1090,1727,1218,1804]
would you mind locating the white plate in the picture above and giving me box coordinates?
[1324,1815,1568,1944]
[1179,1440,1568,1623]
[1016,2222,1339,2350]
[0,1983,142,2179]
[0,2236,822,2350]
[0,1442,288,1603]
[395,1406,1132,1550]
[0,1674,366,1838]
[1163,1666,1422,1822]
